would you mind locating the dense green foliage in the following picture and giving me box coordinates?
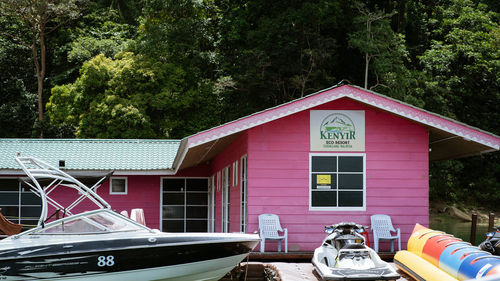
[1,0,499,208]
[0,0,82,136]
[0,16,36,137]
[47,52,218,138]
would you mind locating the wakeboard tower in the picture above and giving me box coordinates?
[0,157,260,281]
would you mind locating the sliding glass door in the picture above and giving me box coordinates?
[162,178,209,232]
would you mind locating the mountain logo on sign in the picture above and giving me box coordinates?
[320,113,356,140]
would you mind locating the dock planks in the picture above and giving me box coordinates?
[228,262,414,281]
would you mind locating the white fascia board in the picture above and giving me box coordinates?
[171,137,190,174]
[0,169,176,176]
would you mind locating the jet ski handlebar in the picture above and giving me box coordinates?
[324,222,369,234]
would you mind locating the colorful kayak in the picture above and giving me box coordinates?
[394,224,500,281]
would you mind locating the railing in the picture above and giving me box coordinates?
[470,212,495,245]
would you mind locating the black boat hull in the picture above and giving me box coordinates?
[0,237,259,280]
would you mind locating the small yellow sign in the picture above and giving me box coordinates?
[317,174,331,185]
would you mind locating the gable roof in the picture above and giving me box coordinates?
[0,139,180,174]
[175,84,500,170]
[1,85,498,174]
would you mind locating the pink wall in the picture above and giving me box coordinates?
[211,132,248,233]
[43,163,211,231]
[104,175,161,229]
[42,175,162,230]
[245,97,429,251]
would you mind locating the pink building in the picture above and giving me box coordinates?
[1,84,499,251]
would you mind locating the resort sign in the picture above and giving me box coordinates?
[310,110,365,151]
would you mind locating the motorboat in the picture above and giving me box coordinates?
[312,222,399,281]
[0,157,260,281]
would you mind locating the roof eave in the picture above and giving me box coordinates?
[0,169,177,176]
[172,137,189,173]
[174,84,499,170]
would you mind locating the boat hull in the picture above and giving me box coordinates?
[0,235,259,281]
[1,253,247,281]
[313,265,400,281]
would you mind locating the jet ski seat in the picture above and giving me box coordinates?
[342,244,366,250]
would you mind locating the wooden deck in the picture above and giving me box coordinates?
[238,252,411,281]
[221,261,413,281]
[249,251,396,261]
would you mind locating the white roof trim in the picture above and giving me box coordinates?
[185,85,499,151]
[0,169,176,176]
[187,95,345,147]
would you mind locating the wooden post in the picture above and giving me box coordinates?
[489,213,495,232]
[471,213,478,245]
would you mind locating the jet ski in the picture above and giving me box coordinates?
[479,225,500,255]
[312,222,400,281]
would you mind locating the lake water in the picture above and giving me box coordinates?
[429,214,492,246]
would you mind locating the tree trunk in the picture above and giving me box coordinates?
[364,20,371,89]
[1,0,79,138]
[364,53,369,89]
[37,70,43,123]
[37,22,47,138]
[39,30,46,123]
[31,36,44,138]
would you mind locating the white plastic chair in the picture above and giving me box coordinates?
[120,210,129,218]
[370,214,401,253]
[258,214,288,253]
[130,208,146,226]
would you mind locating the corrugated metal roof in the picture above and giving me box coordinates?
[0,139,180,171]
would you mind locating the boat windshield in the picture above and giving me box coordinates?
[34,211,145,234]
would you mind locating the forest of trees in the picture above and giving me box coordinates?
[0,0,499,208]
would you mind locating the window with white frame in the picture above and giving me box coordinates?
[208,175,215,232]
[232,160,238,187]
[309,153,366,211]
[162,178,209,232]
[0,178,41,227]
[222,166,230,232]
[110,177,127,194]
[240,155,248,233]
